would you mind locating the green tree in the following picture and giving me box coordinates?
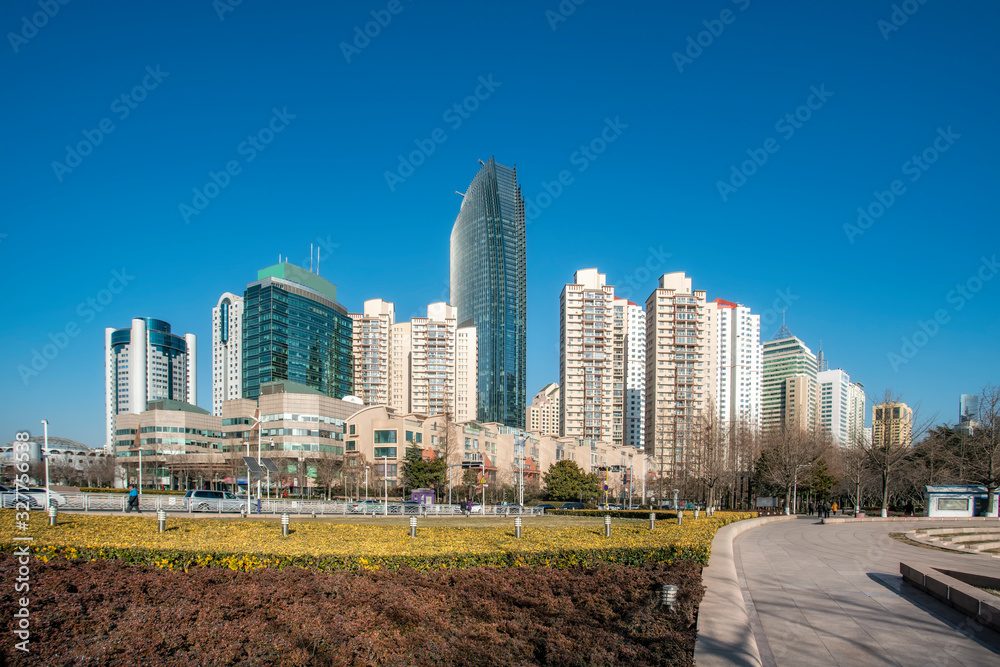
[400,447,447,495]
[543,460,600,502]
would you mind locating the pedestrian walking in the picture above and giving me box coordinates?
[831,501,838,515]
[126,484,141,513]
[822,501,830,519]
[808,501,815,516]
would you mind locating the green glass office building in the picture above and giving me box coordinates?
[242,263,353,400]
[450,157,526,428]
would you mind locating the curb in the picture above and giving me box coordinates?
[694,515,796,667]
[823,516,1000,524]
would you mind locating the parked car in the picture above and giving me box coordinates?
[0,485,41,510]
[348,499,385,513]
[557,502,585,510]
[22,488,67,507]
[534,503,555,511]
[184,489,242,512]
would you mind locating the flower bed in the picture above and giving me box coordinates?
[0,511,754,572]
[547,509,680,520]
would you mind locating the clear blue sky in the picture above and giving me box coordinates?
[2,0,997,446]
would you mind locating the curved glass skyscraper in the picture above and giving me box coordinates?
[450,157,526,428]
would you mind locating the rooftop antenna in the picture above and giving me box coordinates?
[310,243,314,272]
[478,159,486,166]
[455,191,466,197]
[316,246,321,277]
[771,309,794,341]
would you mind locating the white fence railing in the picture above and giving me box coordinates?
[51,494,545,516]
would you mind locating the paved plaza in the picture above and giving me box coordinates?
[734,517,1000,666]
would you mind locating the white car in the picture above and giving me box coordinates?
[23,488,66,507]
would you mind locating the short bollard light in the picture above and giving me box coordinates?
[661,584,679,611]
[649,511,656,530]
[157,509,166,533]
[281,513,290,537]
[604,514,611,537]
[409,516,417,539]
[515,516,522,539]
[48,505,57,527]
[677,509,683,525]
[694,508,700,520]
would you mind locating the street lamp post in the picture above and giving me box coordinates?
[41,419,50,508]
[383,455,388,516]
[364,466,370,500]
[791,463,813,515]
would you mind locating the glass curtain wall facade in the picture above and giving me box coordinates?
[241,263,353,401]
[450,157,526,428]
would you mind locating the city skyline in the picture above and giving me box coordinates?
[3,1,998,446]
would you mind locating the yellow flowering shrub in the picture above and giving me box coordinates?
[1,511,754,572]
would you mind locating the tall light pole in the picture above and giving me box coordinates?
[383,454,388,516]
[791,463,812,515]
[40,419,50,508]
[364,466,370,501]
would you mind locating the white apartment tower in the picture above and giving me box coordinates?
[456,326,478,422]
[613,298,646,448]
[350,299,395,408]
[212,293,243,416]
[389,322,412,413]
[526,382,560,436]
[105,317,197,451]
[644,272,713,485]
[818,368,852,447]
[409,303,477,420]
[560,269,615,441]
[847,381,866,447]
[711,299,762,428]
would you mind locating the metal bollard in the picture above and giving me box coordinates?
[48,505,57,527]
[409,516,417,539]
[649,511,656,531]
[677,509,683,525]
[515,516,522,539]
[604,514,611,537]
[281,513,290,537]
[661,584,678,611]
[157,509,166,533]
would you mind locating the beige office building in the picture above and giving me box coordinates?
[560,269,616,442]
[872,401,913,449]
[762,331,820,432]
[526,382,560,436]
[350,299,395,409]
[643,272,714,486]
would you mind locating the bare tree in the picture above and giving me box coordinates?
[757,425,826,512]
[966,385,1000,516]
[695,397,726,509]
[313,455,344,500]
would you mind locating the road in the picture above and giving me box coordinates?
[734,516,1000,666]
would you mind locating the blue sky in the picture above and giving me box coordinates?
[2,0,997,446]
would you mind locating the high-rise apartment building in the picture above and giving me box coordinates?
[710,299,762,428]
[456,326,478,423]
[818,368,853,447]
[526,382,560,436]
[241,262,353,401]
[389,322,412,413]
[847,381,867,446]
[762,330,820,432]
[212,293,243,416]
[872,401,914,448]
[560,269,615,441]
[350,299,395,408]
[623,300,646,449]
[644,272,713,486]
[450,157,526,428]
[105,317,197,451]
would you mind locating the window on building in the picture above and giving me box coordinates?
[374,430,397,444]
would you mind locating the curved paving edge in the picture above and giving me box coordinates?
[823,516,1000,524]
[694,515,795,667]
